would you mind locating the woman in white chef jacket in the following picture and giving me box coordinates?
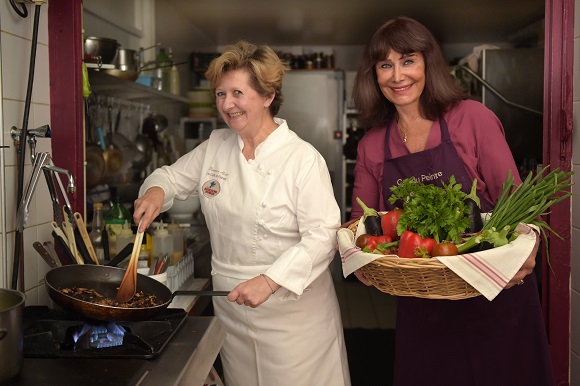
[133,40,351,386]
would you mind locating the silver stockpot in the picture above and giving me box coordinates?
[0,289,25,383]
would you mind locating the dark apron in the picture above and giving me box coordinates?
[381,116,555,386]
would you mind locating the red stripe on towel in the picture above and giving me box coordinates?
[463,253,508,288]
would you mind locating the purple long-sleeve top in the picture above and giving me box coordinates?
[350,99,522,219]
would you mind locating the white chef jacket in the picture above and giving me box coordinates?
[140,118,351,385]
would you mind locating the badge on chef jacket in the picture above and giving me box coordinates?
[202,179,221,198]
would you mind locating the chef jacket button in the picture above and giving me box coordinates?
[261,202,267,207]
[258,164,264,171]
[263,234,268,239]
[259,219,265,225]
[267,169,273,175]
[259,237,263,241]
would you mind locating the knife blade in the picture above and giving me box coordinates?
[42,241,61,267]
[33,241,58,269]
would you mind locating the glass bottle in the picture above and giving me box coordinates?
[89,202,105,262]
[104,197,132,257]
[155,47,172,92]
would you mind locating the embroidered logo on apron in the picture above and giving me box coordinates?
[202,179,221,198]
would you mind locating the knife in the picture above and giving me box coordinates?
[42,241,61,267]
[33,241,58,269]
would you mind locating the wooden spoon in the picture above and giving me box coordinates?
[116,221,145,303]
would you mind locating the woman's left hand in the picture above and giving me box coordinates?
[505,231,540,289]
[227,275,279,308]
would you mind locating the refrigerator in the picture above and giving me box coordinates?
[480,48,544,175]
[278,70,345,203]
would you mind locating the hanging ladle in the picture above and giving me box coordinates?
[116,220,145,303]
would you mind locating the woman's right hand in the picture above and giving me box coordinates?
[133,186,165,232]
[354,269,373,286]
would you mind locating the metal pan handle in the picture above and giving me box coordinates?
[172,290,230,297]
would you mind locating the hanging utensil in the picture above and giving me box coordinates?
[16,152,49,232]
[116,221,145,303]
[102,105,123,176]
[42,241,62,267]
[33,242,58,269]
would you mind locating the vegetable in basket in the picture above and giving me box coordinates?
[356,197,382,236]
[464,178,483,233]
[456,166,574,255]
[381,208,404,241]
[356,233,398,254]
[388,176,472,245]
[398,231,436,258]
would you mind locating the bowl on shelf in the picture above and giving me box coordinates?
[84,37,120,65]
[166,196,201,223]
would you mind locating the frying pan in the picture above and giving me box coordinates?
[44,265,228,322]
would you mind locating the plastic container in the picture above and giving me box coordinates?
[115,221,134,256]
[167,223,184,266]
[151,225,173,264]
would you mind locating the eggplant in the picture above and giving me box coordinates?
[356,197,382,236]
[464,178,483,233]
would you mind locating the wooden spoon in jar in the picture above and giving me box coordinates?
[116,221,145,303]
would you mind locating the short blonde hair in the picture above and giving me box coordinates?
[205,40,289,116]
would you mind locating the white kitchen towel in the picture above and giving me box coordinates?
[337,222,538,301]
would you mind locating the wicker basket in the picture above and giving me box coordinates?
[347,221,481,300]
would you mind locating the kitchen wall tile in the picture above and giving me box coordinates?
[572,228,580,291]
[571,351,580,386]
[573,165,580,229]
[574,101,580,165]
[24,286,38,306]
[31,43,50,105]
[23,226,38,291]
[4,165,18,233]
[0,0,33,39]
[572,290,580,356]
[0,32,30,102]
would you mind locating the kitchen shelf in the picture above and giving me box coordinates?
[88,70,190,105]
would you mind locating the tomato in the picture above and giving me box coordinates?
[355,234,371,249]
[431,242,459,257]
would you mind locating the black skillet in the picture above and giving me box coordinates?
[44,258,228,322]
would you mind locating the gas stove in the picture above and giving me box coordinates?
[6,306,226,386]
[23,306,188,359]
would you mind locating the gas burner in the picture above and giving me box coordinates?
[70,322,126,350]
[22,306,188,359]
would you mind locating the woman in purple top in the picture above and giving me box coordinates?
[347,16,555,386]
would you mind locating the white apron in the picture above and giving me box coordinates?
[142,119,350,386]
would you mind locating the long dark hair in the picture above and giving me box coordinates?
[352,16,466,128]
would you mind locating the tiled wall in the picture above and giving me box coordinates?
[0,1,53,306]
[571,1,580,384]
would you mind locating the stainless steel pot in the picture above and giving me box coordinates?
[84,37,119,65]
[0,289,25,383]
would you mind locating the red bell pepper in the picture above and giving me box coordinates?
[366,235,392,252]
[397,231,436,258]
[381,209,404,241]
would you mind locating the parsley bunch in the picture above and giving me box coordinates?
[388,176,471,243]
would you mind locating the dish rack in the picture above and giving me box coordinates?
[165,251,195,292]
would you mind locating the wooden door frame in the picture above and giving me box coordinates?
[47,0,574,384]
[543,1,573,385]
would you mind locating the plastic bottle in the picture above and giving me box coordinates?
[169,64,180,96]
[115,221,134,257]
[105,197,132,257]
[89,202,105,262]
[167,223,184,266]
[152,224,173,264]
